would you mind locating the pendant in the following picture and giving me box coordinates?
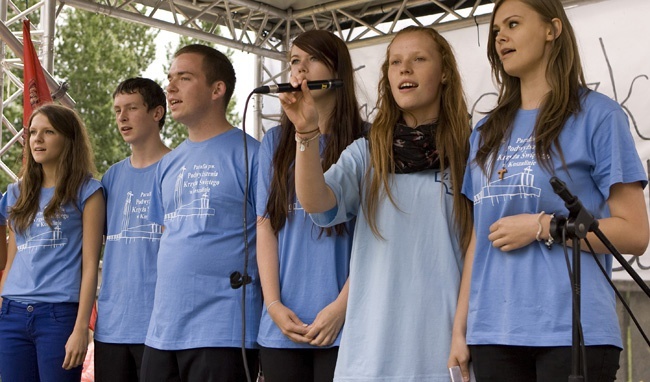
[498,166,507,180]
[299,143,306,152]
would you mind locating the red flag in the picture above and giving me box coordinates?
[23,19,52,128]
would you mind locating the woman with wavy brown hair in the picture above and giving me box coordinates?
[0,104,104,381]
[256,29,364,381]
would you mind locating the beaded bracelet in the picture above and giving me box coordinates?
[295,131,322,152]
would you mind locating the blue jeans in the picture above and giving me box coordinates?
[0,299,82,382]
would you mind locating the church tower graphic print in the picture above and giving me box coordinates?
[164,165,216,221]
[106,191,163,242]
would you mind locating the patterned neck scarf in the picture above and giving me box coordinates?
[392,120,440,174]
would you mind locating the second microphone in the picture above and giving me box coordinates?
[253,79,343,94]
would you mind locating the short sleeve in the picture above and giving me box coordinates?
[147,160,165,225]
[589,99,647,200]
[310,138,367,227]
[78,178,103,210]
[256,127,278,218]
[0,192,6,225]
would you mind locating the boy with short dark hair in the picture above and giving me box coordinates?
[94,77,170,381]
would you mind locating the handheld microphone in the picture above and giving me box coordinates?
[252,79,343,94]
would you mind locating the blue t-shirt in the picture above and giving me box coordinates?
[462,91,646,348]
[256,126,352,349]
[312,138,463,382]
[0,193,5,225]
[146,128,261,350]
[95,158,164,344]
[1,179,103,303]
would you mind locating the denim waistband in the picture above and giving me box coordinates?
[1,299,78,314]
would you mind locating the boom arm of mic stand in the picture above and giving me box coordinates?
[592,228,650,298]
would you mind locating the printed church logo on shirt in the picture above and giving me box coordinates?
[473,136,544,206]
[106,191,163,242]
[18,212,68,251]
[164,164,217,221]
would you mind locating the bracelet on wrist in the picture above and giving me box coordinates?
[266,300,281,311]
[295,126,320,136]
[535,211,545,242]
[295,131,322,152]
[547,214,567,249]
[545,213,556,249]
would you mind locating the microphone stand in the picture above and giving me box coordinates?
[549,177,650,382]
[550,177,593,382]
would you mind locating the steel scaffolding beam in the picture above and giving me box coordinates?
[0,0,599,179]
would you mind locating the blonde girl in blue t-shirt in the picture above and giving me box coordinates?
[0,104,104,381]
[280,26,473,381]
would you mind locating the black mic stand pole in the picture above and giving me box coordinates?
[550,177,598,382]
[563,203,591,382]
[551,176,650,382]
[567,227,586,382]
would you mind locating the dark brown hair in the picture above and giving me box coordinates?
[265,30,364,236]
[113,77,167,129]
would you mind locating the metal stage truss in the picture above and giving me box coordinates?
[0,0,596,178]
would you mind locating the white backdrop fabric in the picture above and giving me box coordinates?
[350,0,650,280]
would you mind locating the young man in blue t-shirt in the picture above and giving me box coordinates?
[140,45,261,381]
[94,77,170,381]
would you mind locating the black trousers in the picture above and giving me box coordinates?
[469,345,620,382]
[140,345,259,382]
[94,340,144,382]
[259,346,339,382]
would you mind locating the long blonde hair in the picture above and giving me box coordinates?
[364,26,472,253]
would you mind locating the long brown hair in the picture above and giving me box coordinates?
[265,30,364,235]
[365,26,472,252]
[476,0,586,175]
[10,104,96,233]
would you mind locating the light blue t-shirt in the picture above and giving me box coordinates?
[95,158,164,344]
[311,138,463,382]
[146,128,262,350]
[1,179,103,303]
[256,126,352,349]
[462,90,646,348]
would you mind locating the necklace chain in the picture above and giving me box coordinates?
[498,131,521,180]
